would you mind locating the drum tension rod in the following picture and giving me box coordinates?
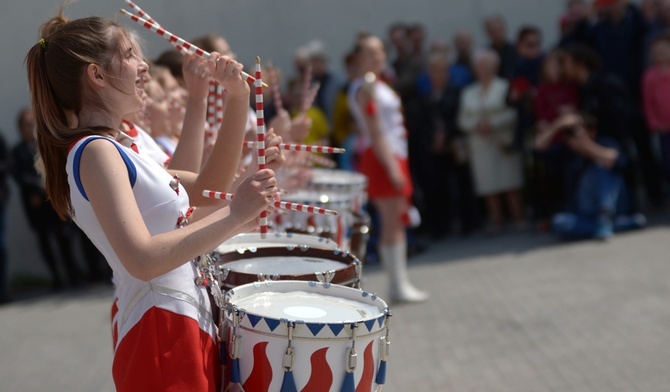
[283,321,295,372]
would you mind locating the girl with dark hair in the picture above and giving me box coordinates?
[26,9,278,391]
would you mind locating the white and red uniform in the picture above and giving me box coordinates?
[347,78,413,199]
[120,120,171,168]
[67,136,219,391]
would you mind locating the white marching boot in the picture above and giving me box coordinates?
[379,243,429,304]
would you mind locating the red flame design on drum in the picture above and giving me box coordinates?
[355,341,375,392]
[242,341,272,392]
[301,347,332,392]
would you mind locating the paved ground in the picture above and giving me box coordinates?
[2,223,670,392]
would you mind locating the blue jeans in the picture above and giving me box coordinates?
[552,165,641,239]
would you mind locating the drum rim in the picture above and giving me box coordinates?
[215,232,338,252]
[224,280,389,338]
[213,246,361,289]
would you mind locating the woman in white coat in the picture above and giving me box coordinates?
[458,49,525,232]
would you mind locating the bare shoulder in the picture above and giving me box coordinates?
[78,138,130,183]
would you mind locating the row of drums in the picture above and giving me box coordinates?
[199,168,391,392]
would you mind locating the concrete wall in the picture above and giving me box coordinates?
[0,0,569,281]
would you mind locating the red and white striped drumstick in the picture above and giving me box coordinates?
[124,0,157,24]
[269,65,283,111]
[215,84,224,129]
[206,81,216,132]
[119,9,267,87]
[202,190,234,201]
[202,191,338,216]
[255,57,269,238]
[242,141,345,154]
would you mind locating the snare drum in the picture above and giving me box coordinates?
[212,233,361,290]
[223,281,391,392]
[276,191,354,251]
[307,168,368,214]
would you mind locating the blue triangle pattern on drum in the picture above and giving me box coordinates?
[328,323,345,336]
[364,318,376,332]
[306,323,326,336]
[265,318,281,331]
[247,314,262,328]
[378,315,385,328]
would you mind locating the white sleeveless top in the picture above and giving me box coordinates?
[66,136,215,349]
[347,78,408,158]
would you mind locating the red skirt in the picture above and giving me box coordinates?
[112,307,220,392]
[359,147,413,199]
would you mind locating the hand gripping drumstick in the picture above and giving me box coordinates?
[254,57,269,238]
[242,141,345,154]
[202,191,338,216]
[119,9,268,87]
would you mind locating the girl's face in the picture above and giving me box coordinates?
[155,69,186,126]
[652,40,670,67]
[112,34,149,116]
[144,80,172,137]
[359,37,387,75]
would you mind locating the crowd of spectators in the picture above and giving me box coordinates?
[313,0,664,241]
[3,0,669,300]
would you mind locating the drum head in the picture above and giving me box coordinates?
[281,190,352,207]
[308,168,368,187]
[226,280,389,338]
[214,232,337,254]
[222,256,348,275]
[213,232,361,289]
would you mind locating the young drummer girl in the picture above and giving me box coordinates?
[348,35,428,303]
[26,11,276,391]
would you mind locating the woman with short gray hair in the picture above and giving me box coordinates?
[458,49,525,232]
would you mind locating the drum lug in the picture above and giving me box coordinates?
[354,260,362,279]
[346,348,358,373]
[379,336,390,360]
[229,334,241,360]
[315,270,336,284]
[346,322,359,373]
[282,347,295,371]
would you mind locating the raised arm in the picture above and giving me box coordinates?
[170,54,251,207]
[167,53,209,172]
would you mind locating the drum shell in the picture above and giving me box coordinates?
[223,281,389,392]
[350,212,371,262]
[307,169,368,215]
[276,192,354,251]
